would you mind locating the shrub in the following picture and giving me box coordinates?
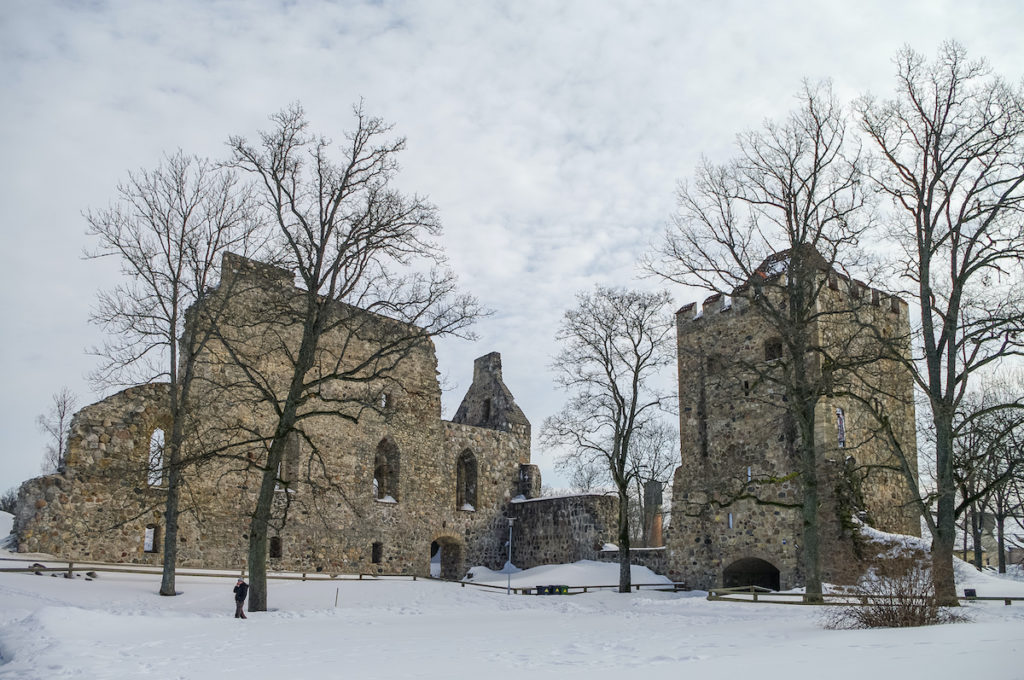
[0,487,17,514]
[824,565,968,629]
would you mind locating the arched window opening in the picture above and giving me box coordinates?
[144,524,161,553]
[482,398,491,422]
[723,557,780,591]
[148,429,165,487]
[374,438,400,502]
[269,536,282,559]
[372,541,383,564]
[456,449,478,511]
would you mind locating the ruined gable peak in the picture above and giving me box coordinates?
[452,352,530,435]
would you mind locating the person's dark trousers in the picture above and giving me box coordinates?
[235,599,247,619]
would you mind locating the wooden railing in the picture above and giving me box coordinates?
[447,579,689,595]
[706,585,1023,606]
[0,556,417,582]
[0,556,685,594]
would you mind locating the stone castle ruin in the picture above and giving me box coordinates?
[15,249,920,590]
[14,253,618,579]
[663,251,920,590]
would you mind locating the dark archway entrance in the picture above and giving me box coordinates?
[430,537,465,580]
[722,557,781,590]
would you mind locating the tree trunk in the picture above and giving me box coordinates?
[933,419,959,605]
[246,440,282,612]
[792,343,822,603]
[970,508,983,570]
[617,489,631,593]
[996,515,1006,574]
[159,446,182,596]
[159,348,186,597]
[799,437,823,603]
[247,302,321,612]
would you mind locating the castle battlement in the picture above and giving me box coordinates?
[676,271,907,328]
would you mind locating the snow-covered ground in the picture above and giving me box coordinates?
[1,511,1022,680]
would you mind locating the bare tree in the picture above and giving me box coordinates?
[555,417,677,545]
[626,419,678,546]
[36,387,78,474]
[649,81,873,601]
[987,440,1024,573]
[87,151,261,597]
[541,286,675,592]
[222,103,482,612]
[856,41,1024,603]
[952,382,1024,572]
[0,487,17,514]
[555,453,608,493]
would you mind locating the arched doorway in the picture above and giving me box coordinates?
[722,557,781,590]
[430,537,465,580]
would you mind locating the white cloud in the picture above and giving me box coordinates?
[2,0,1023,491]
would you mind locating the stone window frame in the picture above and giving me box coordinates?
[144,524,161,553]
[269,536,283,559]
[373,438,400,503]
[371,541,384,564]
[147,429,165,487]
[764,339,783,362]
[836,407,847,449]
[456,449,478,511]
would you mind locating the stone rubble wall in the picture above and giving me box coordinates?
[15,383,172,563]
[667,264,920,591]
[596,547,669,579]
[508,494,619,569]
[14,253,606,580]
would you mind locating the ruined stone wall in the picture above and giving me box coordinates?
[667,266,920,591]
[16,383,172,563]
[443,422,533,571]
[16,253,613,580]
[508,494,618,569]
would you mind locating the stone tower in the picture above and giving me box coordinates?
[665,253,919,590]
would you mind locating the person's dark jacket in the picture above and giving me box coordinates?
[234,582,249,602]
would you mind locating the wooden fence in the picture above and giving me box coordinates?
[707,585,1023,606]
[0,556,417,583]
[453,580,689,595]
[0,556,686,594]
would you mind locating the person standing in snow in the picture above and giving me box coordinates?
[233,578,249,619]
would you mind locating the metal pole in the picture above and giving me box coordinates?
[506,517,515,595]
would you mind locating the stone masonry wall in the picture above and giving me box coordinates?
[16,383,172,563]
[508,494,618,569]
[15,253,604,580]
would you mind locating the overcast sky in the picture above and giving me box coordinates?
[2,0,1023,494]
